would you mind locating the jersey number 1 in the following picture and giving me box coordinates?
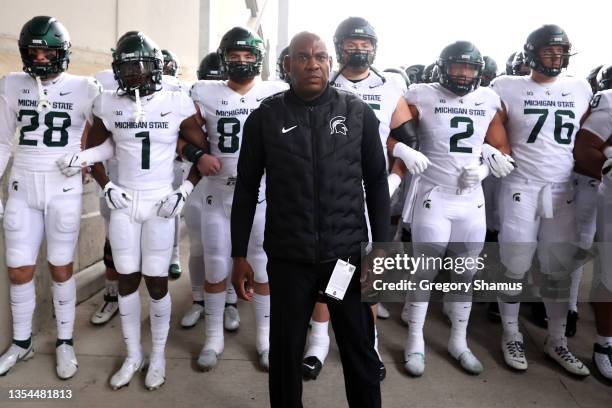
[135,131,150,169]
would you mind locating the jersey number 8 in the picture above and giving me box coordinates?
[217,117,240,153]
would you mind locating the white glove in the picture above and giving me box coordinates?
[56,138,116,177]
[56,153,83,177]
[158,181,194,218]
[481,143,516,178]
[388,173,402,197]
[603,158,612,181]
[393,142,431,175]
[459,163,490,191]
[0,200,4,218]
[103,181,132,210]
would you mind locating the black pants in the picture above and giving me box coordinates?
[267,256,381,408]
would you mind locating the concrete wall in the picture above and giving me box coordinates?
[0,0,279,354]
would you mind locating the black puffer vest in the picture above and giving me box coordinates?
[259,86,369,263]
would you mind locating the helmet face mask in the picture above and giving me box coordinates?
[438,41,484,96]
[276,46,290,82]
[524,24,572,77]
[19,16,71,79]
[218,27,265,81]
[334,17,377,67]
[112,32,163,97]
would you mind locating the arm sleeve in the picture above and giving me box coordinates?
[0,95,14,179]
[361,105,390,243]
[231,107,266,257]
[582,92,612,142]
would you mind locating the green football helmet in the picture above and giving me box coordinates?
[18,16,71,78]
[524,24,572,77]
[481,56,498,86]
[112,32,163,96]
[197,52,227,80]
[217,27,265,80]
[437,41,484,96]
[276,46,290,82]
[333,17,377,67]
[162,49,180,77]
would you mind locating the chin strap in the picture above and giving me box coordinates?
[35,76,51,113]
[133,88,145,122]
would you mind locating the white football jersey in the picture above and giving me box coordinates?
[94,69,186,94]
[490,75,592,183]
[331,71,407,150]
[405,83,501,188]
[0,72,100,171]
[582,90,612,142]
[582,89,612,188]
[190,79,288,179]
[93,90,196,189]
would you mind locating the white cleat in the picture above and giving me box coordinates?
[56,344,78,380]
[259,349,269,372]
[376,303,390,319]
[90,295,119,325]
[0,343,34,376]
[180,303,204,328]
[224,304,240,331]
[453,350,484,375]
[110,357,144,390]
[197,348,220,371]
[593,343,612,381]
[501,332,528,371]
[403,352,425,377]
[145,360,166,391]
[544,337,590,377]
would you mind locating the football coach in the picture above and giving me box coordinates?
[231,31,390,408]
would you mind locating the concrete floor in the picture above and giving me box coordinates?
[1,232,612,408]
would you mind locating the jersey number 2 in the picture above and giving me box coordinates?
[449,116,474,153]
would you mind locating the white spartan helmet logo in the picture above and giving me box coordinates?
[329,116,348,135]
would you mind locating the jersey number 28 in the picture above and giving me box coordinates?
[18,109,71,147]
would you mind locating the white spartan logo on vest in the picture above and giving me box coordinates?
[330,116,347,135]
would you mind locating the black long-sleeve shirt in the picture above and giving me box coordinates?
[231,85,390,262]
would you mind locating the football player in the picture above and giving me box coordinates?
[0,16,101,379]
[196,52,227,81]
[573,83,612,381]
[179,52,230,329]
[276,46,290,82]
[490,25,592,376]
[481,56,498,87]
[56,32,215,390]
[301,16,428,382]
[587,65,603,94]
[401,41,514,376]
[190,27,288,372]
